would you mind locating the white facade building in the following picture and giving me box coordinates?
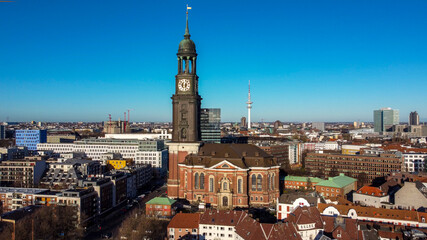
[403,153,427,172]
[104,130,171,140]
[352,186,389,208]
[199,223,235,240]
[38,138,168,175]
[135,149,168,176]
[38,143,73,154]
[288,143,303,165]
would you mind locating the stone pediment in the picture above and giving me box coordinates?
[209,160,242,170]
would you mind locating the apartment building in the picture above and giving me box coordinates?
[0,187,52,212]
[146,197,177,218]
[284,176,323,190]
[276,191,321,220]
[319,203,427,228]
[0,159,47,187]
[315,174,357,198]
[305,152,403,182]
[38,138,168,175]
[167,213,200,240]
[57,188,98,224]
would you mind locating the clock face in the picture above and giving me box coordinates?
[178,79,191,91]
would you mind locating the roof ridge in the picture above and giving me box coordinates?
[260,223,268,239]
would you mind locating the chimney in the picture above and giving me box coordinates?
[255,152,260,157]
[211,151,216,156]
[225,153,229,157]
[242,152,247,157]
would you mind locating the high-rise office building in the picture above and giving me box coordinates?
[312,122,325,132]
[16,130,47,151]
[200,108,221,143]
[373,108,399,133]
[409,111,420,126]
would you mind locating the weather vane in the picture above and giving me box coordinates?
[186,4,191,14]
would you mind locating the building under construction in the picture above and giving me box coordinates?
[103,112,132,134]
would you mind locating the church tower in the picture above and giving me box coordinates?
[172,10,201,142]
[167,9,202,199]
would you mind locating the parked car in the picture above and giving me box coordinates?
[101,232,112,239]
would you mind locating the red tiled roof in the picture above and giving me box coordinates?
[382,144,427,153]
[199,209,244,226]
[356,186,386,197]
[318,203,427,223]
[199,210,302,240]
[378,230,403,239]
[288,206,324,230]
[322,216,359,240]
[167,213,200,229]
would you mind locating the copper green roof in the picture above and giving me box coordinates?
[285,176,323,183]
[146,197,176,205]
[316,173,356,188]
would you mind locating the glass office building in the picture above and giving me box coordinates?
[374,108,399,133]
[16,129,47,151]
[200,108,221,143]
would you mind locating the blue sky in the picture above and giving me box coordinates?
[1,0,426,123]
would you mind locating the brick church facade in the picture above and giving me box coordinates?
[167,10,280,208]
[178,144,280,208]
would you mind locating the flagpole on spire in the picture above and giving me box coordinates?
[184,4,192,38]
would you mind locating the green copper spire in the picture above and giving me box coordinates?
[184,8,190,39]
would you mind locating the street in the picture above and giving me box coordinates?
[85,178,167,240]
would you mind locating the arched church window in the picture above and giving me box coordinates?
[223,182,228,191]
[238,179,243,194]
[257,174,262,191]
[272,173,275,190]
[251,175,256,191]
[200,173,205,189]
[209,177,214,192]
[195,173,199,189]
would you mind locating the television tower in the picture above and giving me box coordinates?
[246,80,253,129]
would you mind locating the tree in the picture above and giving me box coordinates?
[118,209,169,240]
[0,205,84,240]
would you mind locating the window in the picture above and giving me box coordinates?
[272,174,275,189]
[223,182,228,191]
[209,177,214,192]
[238,178,243,193]
[257,174,262,191]
[195,173,199,189]
[251,175,256,191]
[200,173,205,189]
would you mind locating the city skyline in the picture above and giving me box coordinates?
[1,0,426,122]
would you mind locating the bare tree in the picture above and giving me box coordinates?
[118,209,169,240]
[0,205,84,240]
